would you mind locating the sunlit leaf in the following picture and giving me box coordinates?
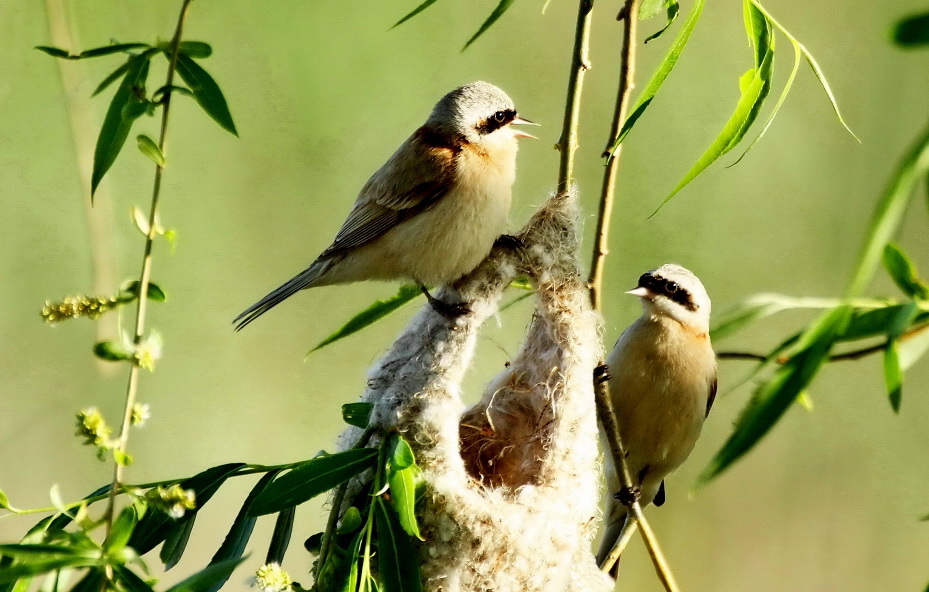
[164,557,246,592]
[894,12,929,47]
[310,285,421,354]
[883,338,903,412]
[644,0,680,44]
[104,505,139,553]
[174,54,237,136]
[373,498,423,592]
[607,0,704,156]
[342,403,374,429]
[388,437,415,471]
[0,491,16,513]
[249,449,378,516]
[92,54,151,198]
[342,530,364,592]
[882,243,929,300]
[0,559,95,583]
[697,305,851,487]
[136,135,165,167]
[93,341,133,362]
[462,0,516,50]
[265,506,295,565]
[392,0,443,28]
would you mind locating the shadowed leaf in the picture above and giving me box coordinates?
[34,46,70,58]
[160,514,196,570]
[644,0,680,43]
[113,566,156,592]
[80,43,149,58]
[882,243,929,299]
[174,54,237,136]
[265,507,295,565]
[392,0,443,28]
[93,50,158,97]
[342,403,374,429]
[178,41,212,58]
[894,12,929,47]
[463,0,516,50]
[165,557,246,592]
[310,285,421,353]
[374,497,423,592]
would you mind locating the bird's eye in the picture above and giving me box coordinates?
[666,281,679,293]
[493,110,507,122]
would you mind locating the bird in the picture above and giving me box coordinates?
[234,81,537,330]
[596,264,717,574]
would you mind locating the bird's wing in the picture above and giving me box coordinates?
[705,374,718,418]
[320,127,459,257]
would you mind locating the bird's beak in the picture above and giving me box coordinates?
[625,287,651,298]
[512,116,540,140]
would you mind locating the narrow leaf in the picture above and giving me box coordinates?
[388,437,415,471]
[136,135,165,167]
[373,498,423,592]
[79,44,149,59]
[310,285,420,353]
[899,324,929,370]
[265,507,295,565]
[203,471,280,592]
[0,559,94,583]
[160,514,197,570]
[342,530,364,592]
[697,305,851,486]
[34,46,70,58]
[129,463,246,555]
[0,545,96,560]
[644,1,680,44]
[607,0,705,156]
[178,41,212,59]
[113,566,156,592]
[387,468,422,541]
[462,0,516,50]
[93,341,133,362]
[882,243,929,299]
[104,505,139,553]
[883,338,903,412]
[174,54,237,136]
[92,55,151,197]
[392,0,443,28]
[93,51,156,98]
[0,491,16,513]
[249,449,378,516]
[165,557,246,592]
[342,403,374,429]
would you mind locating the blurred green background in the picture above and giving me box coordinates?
[2,0,929,590]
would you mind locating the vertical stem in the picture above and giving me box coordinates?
[104,0,195,534]
[587,0,642,312]
[556,0,595,192]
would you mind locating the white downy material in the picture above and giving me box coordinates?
[337,190,612,592]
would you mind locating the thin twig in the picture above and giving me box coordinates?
[594,368,680,591]
[556,0,595,192]
[104,0,194,535]
[587,0,641,312]
[717,322,929,363]
[599,515,638,573]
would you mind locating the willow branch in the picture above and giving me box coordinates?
[717,322,929,363]
[599,517,638,574]
[104,0,194,534]
[587,0,641,312]
[556,0,595,191]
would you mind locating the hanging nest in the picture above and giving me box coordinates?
[336,189,612,592]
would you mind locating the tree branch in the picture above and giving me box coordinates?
[556,0,595,192]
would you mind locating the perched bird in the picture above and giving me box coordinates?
[234,81,537,330]
[596,264,717,573]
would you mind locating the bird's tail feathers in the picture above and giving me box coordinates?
[233,260,329,331]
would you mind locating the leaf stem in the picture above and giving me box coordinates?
[556,0,595,192]
[103,0,194,536]
[587,0,641,312]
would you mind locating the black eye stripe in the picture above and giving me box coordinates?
[476,109,517,135]
[638,273,697,311]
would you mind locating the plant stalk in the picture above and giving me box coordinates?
[104,0,194,535]
[556,0,595,192]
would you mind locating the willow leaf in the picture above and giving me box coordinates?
[310,285,420,354]
[392,0,443,28]
[463,0,516,50]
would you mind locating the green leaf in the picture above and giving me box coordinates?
[104,505,139,553]
[342,530,364,592]
[93,341,133,362]
[80,43,150,59]
[899,324,929,370]
[0,545,97,561]
[265,507,295,565]
[392,0,443,28]
[387,467,422,541]
[652,1,772,215]
[113,449,134,467]
[342,403,374,429]
[338,507,363,536]
[202,471,279,592]
[388,436,415,471]
[34,46,70,58]
[373,498,423,592]
[249,449,379,516]
[710,293,870,341]
[883,338,903,413]
[160,514,196,570]
[68,569,106,592]
[894,12,929,47]
[165,557,246,592]
[607,0,705,157]
[697,305,851,487]
[0,490,16,513]
[882,243,929,300]
[749,0,857,141]
[0,559,95,583]
[462,0,516,50]
[644,1,680,44]
[638,0,668,20]
[845,123,929,298]
[174,54,238,136]
[310,285,421,353]
[119,280,167,303]
[178,41,212,59]
[129,463,246,555]
[136,135,165,167]
[113,565,156,592]
[92,53,151,198]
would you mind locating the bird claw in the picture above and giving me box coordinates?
[614,486,641,507]
[429,298,471,318]
[493,233,525,251]
[594,364,611,384]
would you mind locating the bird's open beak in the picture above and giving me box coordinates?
[625,287,651,298]
[512,116,540,139]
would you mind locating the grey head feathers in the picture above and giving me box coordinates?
[426,81,518,143]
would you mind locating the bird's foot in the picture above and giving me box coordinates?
[594,364,611,384]
[419,285,471,318]
[493,233,525,251]
[614,486,641,507]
